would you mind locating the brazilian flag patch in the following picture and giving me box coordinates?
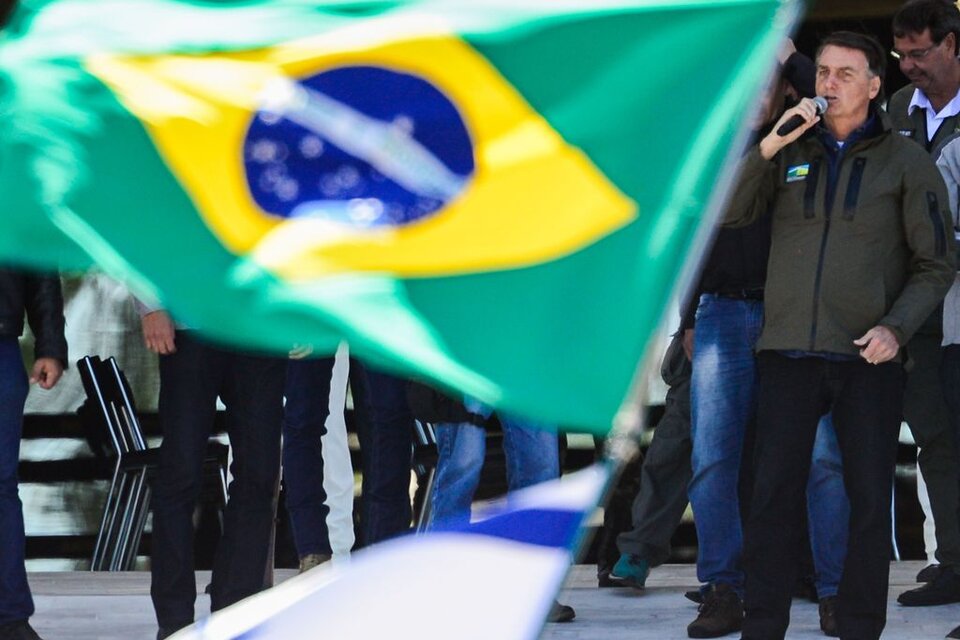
[785,163,810,183]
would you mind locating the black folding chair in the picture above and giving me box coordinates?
[78,355,229,570]
[411,419,438,532]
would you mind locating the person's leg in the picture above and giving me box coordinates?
[916,457,939,567]
[903,333,960,574]
[426,422,486,529]
[281,356,335,560]
[616,341,692,570]
[209,348,285,612]
[831,361,903,640]
[353,363,413,545]
[150,332,222,631]
[807,414,849,600]
[742,353,827,640]
[688,296,762,592]
[499,415,559,490]
[0,338,32,626]
[321,344,355,558]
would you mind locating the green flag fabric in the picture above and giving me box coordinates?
[0,0,800,433]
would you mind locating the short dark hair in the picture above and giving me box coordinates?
[893,0,960,55]
[816,32,886,104]
[816,31,887,77]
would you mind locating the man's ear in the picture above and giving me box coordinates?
[869,74,881,101]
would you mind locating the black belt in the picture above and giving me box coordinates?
[714,288,764,301]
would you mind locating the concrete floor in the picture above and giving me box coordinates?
[25,562,959,639]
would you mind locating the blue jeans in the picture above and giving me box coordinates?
[353,364,414,546]
[807,415,848,599]
[0,338,31,624]
[282,357,336,557]
[689,295,848,593]
[428,406,560,529]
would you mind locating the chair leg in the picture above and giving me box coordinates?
[91,461,124,571]
[114,470,148,571]
[109,472,137,571]
[105,471,133,571]
[414,467,436,533]
[121,473,151,570]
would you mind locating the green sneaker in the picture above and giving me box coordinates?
[609,553,649,589]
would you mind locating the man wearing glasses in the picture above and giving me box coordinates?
[887,0,960,609]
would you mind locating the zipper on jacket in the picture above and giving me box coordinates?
[809,215,832,350]
[809,147,847,350]
[842,158,867,221]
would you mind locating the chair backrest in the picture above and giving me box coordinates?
[77,355,147,458]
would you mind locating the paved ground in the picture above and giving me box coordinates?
[25,562,960,639]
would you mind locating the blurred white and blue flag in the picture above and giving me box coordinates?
[172,464,609,640]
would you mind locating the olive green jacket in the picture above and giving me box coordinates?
[725,115,956,359]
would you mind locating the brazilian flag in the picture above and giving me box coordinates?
[0,0,799,432]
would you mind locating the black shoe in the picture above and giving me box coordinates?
[947,623,960,639]
[818,596,839,637]
[685,589,704,604]
[687,583,743,638]
[917,563,942,583]
[598,569,616,588]
[547,600,575,623]
[794,573,819,603]
[898,567,960,606]
[0,620,43,640]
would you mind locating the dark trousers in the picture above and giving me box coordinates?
[617,333,692,566]
[742,352,902,640]
[352,363,414,546]
[939,345,960,524]
[905,333,960,569]
[0,338,31,625]
[150,331,285,629]
[282,356,336,558]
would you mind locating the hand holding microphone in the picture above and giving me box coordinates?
[759,96,828,160]
[776,96,828,136]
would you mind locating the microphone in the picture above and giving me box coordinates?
[776,96,828,137]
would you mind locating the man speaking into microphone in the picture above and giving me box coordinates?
[724,31,955,640]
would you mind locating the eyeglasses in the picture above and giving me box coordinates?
[890,43,940,62]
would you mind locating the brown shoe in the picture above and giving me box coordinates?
[298,553,331,574]
[687,583,743,638]
[818,596,839,637]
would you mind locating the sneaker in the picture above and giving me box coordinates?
[685,589,704,604]
[947,623,960,639]
[687,583,743,639]
[897,566,960,606]
[547,600,576,623]
[608,553,650,589]
[917,563,942,583]
[818,596,839,637]
[298,553,332,574]
[0,620,43,640]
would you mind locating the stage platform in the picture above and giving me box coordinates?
[26,561,959,639]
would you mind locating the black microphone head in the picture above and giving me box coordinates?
[813,96,828,115]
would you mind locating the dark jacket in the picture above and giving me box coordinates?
[725,110,956,358]
[887,84,960,159]
[887,84,960,336]
[0,268,67,365]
